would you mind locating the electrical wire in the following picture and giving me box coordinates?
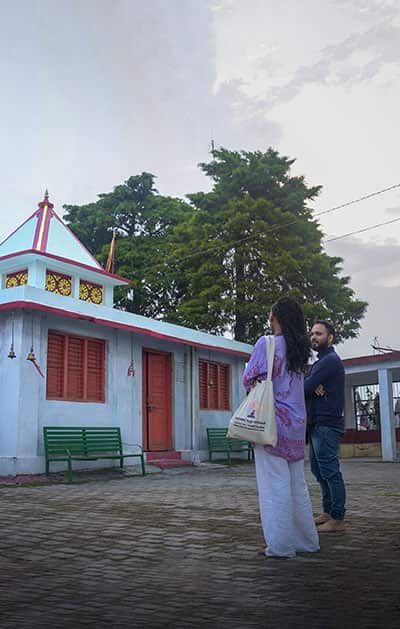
[325,214,400,243]
[135,182,400,273]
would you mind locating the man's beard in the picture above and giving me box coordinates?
[312,340,329,351]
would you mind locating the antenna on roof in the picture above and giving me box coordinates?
[371,338,399,353]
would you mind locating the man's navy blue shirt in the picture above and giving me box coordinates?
[304,346,345,428]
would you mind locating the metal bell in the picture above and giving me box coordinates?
[27,348,36,361]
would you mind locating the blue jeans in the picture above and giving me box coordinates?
[309,424,346,520]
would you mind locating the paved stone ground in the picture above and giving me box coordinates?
[0,458,399,629]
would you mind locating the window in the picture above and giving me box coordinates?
[199,360,230,410]
[46,331,105,402]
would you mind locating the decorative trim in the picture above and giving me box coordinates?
[5,269,28,288]
[79,280,103,305]
[45,270,72,296]
[0,301,251,358]
[0,249,130,284]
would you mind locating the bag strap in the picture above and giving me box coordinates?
[264,335,276,382]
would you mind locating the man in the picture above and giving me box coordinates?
[305,320,346,533]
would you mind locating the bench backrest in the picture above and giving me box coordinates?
[206,427,250,450]
[43,427,123,457]
[207,427,229,448]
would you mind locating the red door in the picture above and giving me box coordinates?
[142,350,172,451]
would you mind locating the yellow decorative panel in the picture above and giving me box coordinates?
[5,270,28,288]
[79,280,103,304]
[45,270,72,296]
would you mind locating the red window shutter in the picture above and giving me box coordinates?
[208,363,218,409]
[199,361,208,409]
[219,365,230,411]
[66,336,84,400]
[199,360,230,410]
[86,339,105,402]
[46,332,65,398]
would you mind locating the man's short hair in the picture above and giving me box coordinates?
[313,319,336,341]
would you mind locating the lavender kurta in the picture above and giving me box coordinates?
[243,335,306,462]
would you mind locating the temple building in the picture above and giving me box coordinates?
[0,193,252,475]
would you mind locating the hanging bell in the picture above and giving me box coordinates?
[27,347,36,362]
[8,311,16,358]
[127,361,135,377]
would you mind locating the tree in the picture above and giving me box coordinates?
[63,150,367,344]
[63,173,193,317]
[162,148,367,343]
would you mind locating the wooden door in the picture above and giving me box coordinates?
[142,350,172,451]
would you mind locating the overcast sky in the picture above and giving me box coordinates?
[1,0,399,357]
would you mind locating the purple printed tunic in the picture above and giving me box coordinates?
[243,335,306,462]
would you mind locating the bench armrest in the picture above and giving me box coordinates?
[122,442,143,453]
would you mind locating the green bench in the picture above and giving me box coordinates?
[206,427,254,464]
[43,426,146,482]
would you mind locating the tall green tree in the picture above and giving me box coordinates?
[63,173,193,317]
[163,148,367,343]
[64,151,367,344]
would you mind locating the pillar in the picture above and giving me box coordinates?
[190,347,200,456]
[378,368,397,462]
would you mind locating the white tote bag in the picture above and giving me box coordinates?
[227,335,277,446]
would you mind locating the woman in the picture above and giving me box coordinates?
[243,297,319,558]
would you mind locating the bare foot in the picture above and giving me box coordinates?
[317,518,346,533]
[314,513,331,525]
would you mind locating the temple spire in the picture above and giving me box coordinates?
[38,189,54,211]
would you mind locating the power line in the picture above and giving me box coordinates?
[325,214,400,243]
[113,182,400,276]
[152,182,400,270]
[315,183,400,218]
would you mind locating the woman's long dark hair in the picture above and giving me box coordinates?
[271,297,311,373]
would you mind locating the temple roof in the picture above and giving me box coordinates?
[0,191,102,270]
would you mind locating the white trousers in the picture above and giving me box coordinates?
[254,446,320,558]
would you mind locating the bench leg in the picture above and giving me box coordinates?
[140,455,146,477]
[120,456,124,469]
[227,451,232,465]
[45,460,50,476]
[67,458,73,483]
[209,451,212,462]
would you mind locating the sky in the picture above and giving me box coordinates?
[0,0,399,357]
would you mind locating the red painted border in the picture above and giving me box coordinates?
[342,428,400,444]
[0,249,130,284]
[0,300,251,357]
[343,352,400,367]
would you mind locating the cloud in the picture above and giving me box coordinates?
[385,205,400,216]
[326,236,400,356]
[0,0,281,240]
[261,1,400,109]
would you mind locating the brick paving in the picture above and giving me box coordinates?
[0,458,399,629]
